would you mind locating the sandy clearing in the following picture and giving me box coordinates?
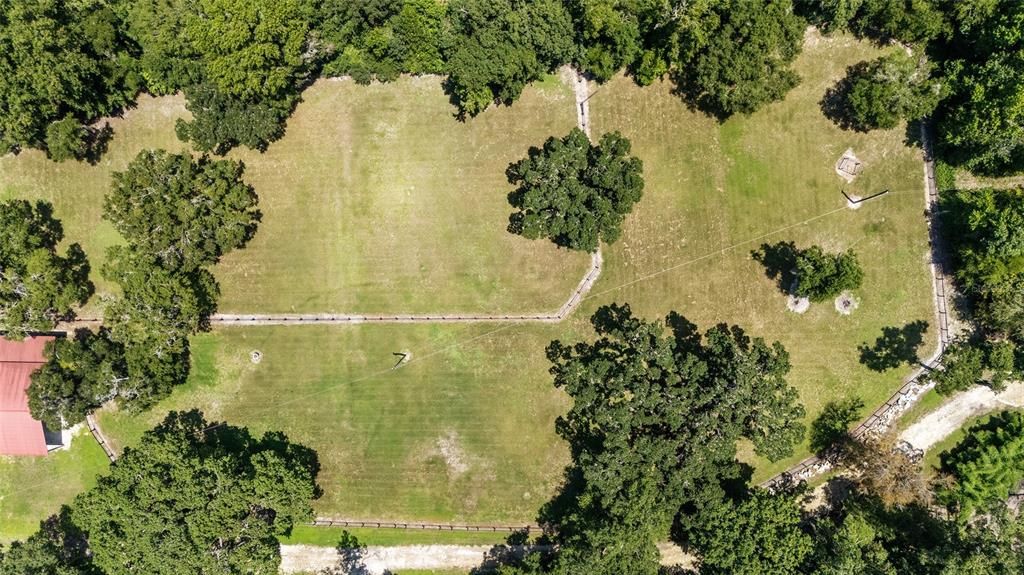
[280,543,693,574]
[900,382,1024,451]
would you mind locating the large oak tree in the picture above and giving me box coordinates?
[507,128,644,252]
[0,199,92,338]
[104,150,260,273]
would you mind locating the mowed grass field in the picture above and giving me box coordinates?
[219,75,589,313]
[0,76,589,316]
[582,30,936,479]
[0,95,190,313]
[1,31,937,538]
[96,325,579,524]
[0,435,109,542]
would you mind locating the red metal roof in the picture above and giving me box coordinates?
[0,411,46,456]
[0,336,54,457]
[0,362,40,411]
[0,335,51,363]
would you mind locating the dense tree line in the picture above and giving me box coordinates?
[938,410,1024,519]
[0,0,809,156]
[928,187,1023,396]
[808,0,1024,175]
[0,411,320,575]
[1,0,1019,170]
[480,306,1024,574]
[0,0,139,160]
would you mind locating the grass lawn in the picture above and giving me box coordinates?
[0,76,589,317]
[1,31,938,540]
[98,325,579,524]
[282,525,512,547]
[0,433,110,543]
[0,94,190,314]
[583,30,937,480]
[218,75,589,314]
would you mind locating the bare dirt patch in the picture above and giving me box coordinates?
[436,431,470,477]
[835,148,863,182]
[787,295,810,314]
[835,291,859,315]
[901,383,1024,451]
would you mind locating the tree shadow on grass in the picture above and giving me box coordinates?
[819,62,870,132]
[84,123,114,165]
[751,241,799,295]
[470,529,542,574]
[858,320,930,372]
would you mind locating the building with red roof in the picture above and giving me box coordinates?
[0,335,55,456]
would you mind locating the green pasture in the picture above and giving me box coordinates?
[0,434,109,543]
[0,95,190,314]
[0,32,940,541]
[281,525,512,547]
[218,76,589,314]
[0,75,588,316]
[583,32,936,480]
[97,326,576,524]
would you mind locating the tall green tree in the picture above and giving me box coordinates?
[938,410,1024,517]
[101,247,216,409]
[808,510,897,575]
[0,509,97,575]
[941,188,1024,337]
[104,149,260,272]
[793,246,864,303]
[317,0,447,83]
[569,0,643,83]
[852,0,950,45]
[934,0,1024,174]
[129,0,315,153]
[689,490,813,575]
[930,339,985,396]
[28,328,126,429]
[186,0,314,102]
[835,51,944,131]
[0,0,139,157]
[445,0,576,117]
[0,200,92,338]
[125,0,202,95]
[71,410,319,575]
[507,128,644,252]
[809,397,865,454]
[673,0,805,118]
[545,304,805,531]
[175,83,291,154]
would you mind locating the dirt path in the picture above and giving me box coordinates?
[900,383,1024,452]
[280,542,692,574]
[572,67,592,139]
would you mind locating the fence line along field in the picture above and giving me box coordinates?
[581,30,936,481]
[0,75,590,317]
[217,75,590,314]
[1,32,938,538]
